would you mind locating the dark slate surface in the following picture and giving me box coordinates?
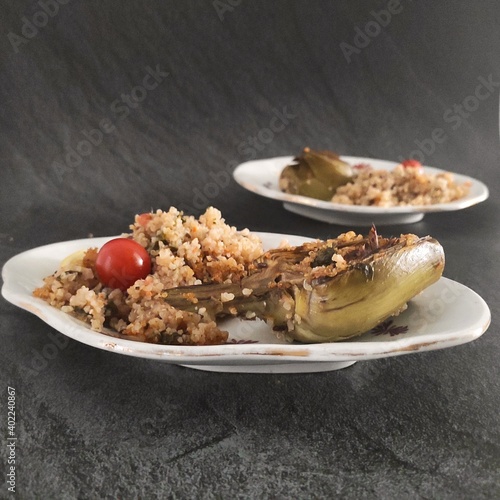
[1,1,500,498]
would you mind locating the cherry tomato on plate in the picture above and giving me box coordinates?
[401,159,423,169]
[95,238,151,290]
[136,212,153,226]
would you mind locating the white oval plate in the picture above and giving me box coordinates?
[1,233,491,373]
[233,156,489,226]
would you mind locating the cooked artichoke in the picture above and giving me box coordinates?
[279,147,354,200]
[163,227,445,343]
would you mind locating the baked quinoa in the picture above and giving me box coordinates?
[34,207,263,345]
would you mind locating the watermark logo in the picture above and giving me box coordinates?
[236,107,296,160]
[52,64,169,182]
[340,0,404,63]
[6,386,17,494]
[188,106,296,210]
[7,0,73,53]
[213,0,243,22]
[19,332,70,376]
[398,74,500,163]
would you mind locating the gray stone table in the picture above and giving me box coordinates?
[1,1,499,498]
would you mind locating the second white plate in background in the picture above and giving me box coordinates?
[233,155,489,226]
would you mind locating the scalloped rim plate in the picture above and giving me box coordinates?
[1,232,491,373]
[233,156,489,226]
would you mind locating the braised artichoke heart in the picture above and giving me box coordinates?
[279,147,354,200]
[163,227,445,343]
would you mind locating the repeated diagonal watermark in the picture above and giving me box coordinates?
[51,64,169,182]
[398,74,500,164]
[186,105,297,211]
[340,0,405,63]
[7,0,73,53]
[18,331,70,377]
[212,0,243,22]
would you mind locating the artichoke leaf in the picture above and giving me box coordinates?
[163,229,445,343]
[279,147,354,200]
[291,237,444,342]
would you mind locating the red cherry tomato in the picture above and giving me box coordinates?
[401,159,422,168]
[137,212,153,226]
[95,238,151,290]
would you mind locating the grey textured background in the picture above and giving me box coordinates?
[1,1,500,498]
